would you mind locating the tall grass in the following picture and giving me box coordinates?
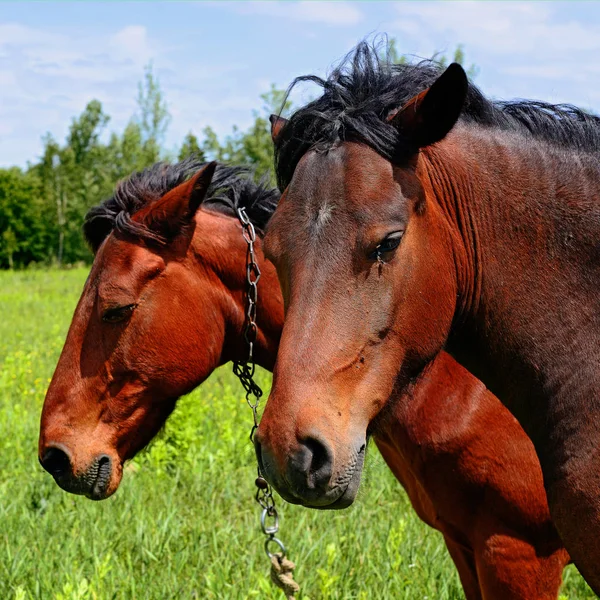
[0,269,593,599]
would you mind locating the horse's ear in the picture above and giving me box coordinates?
[270,114,288,144]
[140,161,217,240]
[187,161,217,215]
[389,63,468,148]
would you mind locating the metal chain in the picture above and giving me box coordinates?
[232,206,288,561]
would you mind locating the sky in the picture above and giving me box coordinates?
[2,1,600,168]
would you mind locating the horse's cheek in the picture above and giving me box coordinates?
[393,227,455,361]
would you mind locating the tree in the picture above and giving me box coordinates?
[201,84,292,184]
[0,43,481,269]
[1,228,17,269]
[67,99,109,164]
[37,101,112,264]
[434,44,479,79]
[0,167,49,268]
[135,63,171,165]
[38,135,67,264]
[386,38,479,79]
[0,61,178,268]
[105,122,146,182]
[178,132,204,162]
[386,38,407,65]
[27,64,175,266]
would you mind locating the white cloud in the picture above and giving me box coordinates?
[109,25,153,67]
[503,63,599,80]
[390,2,600,59]
[0,22,62,47]
[236,1,364,26]
[386,2,600,109]
[392,2,600,59]
[0,22,166,165]
[0,17,272,167]
[2,2,599,168]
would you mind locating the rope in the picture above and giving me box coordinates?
[270,553,300,600]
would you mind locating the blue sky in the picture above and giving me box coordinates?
[2,1,600,168]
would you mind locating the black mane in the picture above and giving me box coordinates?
[275,42,600,190]
[84,157,280,251]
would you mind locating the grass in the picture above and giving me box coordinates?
[0,268,594,599]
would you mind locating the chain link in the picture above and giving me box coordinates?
[232,206,287,560]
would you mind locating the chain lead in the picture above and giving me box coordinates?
[233,206,287,560]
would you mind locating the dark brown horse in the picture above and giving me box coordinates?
[256,43,600,592]
[38,160,568,598]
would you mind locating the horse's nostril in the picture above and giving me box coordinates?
[97,455,111,478]
[304,437,331,477]
[40,446,72,478]
[294,436,333,490]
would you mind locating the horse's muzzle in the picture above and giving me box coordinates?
[255,433,366,509]
[39,444,113,500]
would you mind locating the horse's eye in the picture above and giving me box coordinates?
[102,304,136,324]
[369,231,404,260]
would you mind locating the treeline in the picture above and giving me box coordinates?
[0,65,286,268]
[0,45,473,269]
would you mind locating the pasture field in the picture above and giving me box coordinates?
[0,268,594,599]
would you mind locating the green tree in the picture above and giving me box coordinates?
[201,84,292,184]
[386,38,408,65]
[38,135,67,264]
[434,44,479,79]
[27,63,175,267]
[135,62,171,165]
[178,132,204,162]
[37,100,112,264]
[2,228,17,269]
[386,38,479,79]
[105,122,146,182]
[67,99,109,164]
[0,61,178,269]
[0,167,49,268]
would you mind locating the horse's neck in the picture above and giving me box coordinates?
[252,238,284,371]
[191,221,283,372]
[429,127,600,443]
[375,352,487,448]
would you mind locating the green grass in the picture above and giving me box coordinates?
[0,268,594,599]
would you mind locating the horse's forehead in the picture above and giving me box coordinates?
[90,236,163,298]
[288,143,399,235]
[295,144,395,203]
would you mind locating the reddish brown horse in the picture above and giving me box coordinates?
[38,163,281,497]
[255,43,600,592]
[38,160,568,598]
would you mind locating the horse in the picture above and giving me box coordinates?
[38,159,569,598]
[255,42,600,593]
[38,161,282,497]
